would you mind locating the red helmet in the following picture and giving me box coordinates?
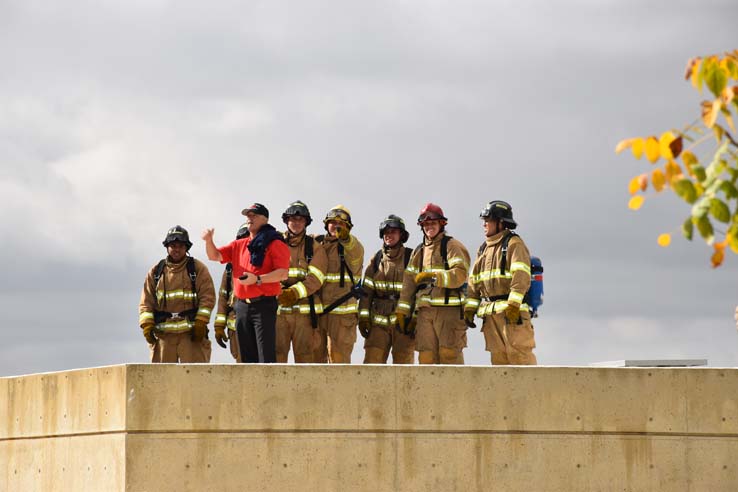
[417,203,447,225]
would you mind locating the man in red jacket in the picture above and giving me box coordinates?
[202,203,290,363]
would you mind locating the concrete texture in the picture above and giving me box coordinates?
[2,364,738,491]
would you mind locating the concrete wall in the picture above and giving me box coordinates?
[2,364,738,491]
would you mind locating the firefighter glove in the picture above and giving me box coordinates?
[394,312,406,333]
[358,318,371,338]
[335,225,350,241]
[414,271,437,286]
[142,323,157,345]
[464,310,476,329]
[278,287,299,307]
[505,304,521,324]
[404,317,417,337]
[192,319,208,342]
[214,325,228,349]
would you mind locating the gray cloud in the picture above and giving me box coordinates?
[1,0,737,375]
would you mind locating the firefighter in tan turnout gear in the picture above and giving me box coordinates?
[359,215,415,364]
[275,201,329,363]
[212,223,249,362]
[396,204,471,365]
[314,205,365,363]
[139,225,216,363]
[465,200,537,365]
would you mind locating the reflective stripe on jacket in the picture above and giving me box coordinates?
[397,232,470,315]
[318,234,364,315]
[139,257,216,333]
[360,244,407,327]
[466,230,531,318]
[214,268,237,331]
[278,231,329,315]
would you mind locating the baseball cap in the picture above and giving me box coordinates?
[241,203,269,218]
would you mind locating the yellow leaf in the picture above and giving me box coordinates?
[728,227,738,254]
[615,138,636,154]
[721,86,735,105]
[658,131,676,159]
[681,151,698,167]
[628,195,645,210]
[665,160,683,183]
[686,57,701,88]
[652,168,666,192]
[702,99,721,128]
[645,136,660,163]
[631,138,645,159]
[628,176,640,195]
[657,233,671,247]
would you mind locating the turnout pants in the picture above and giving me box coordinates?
[235,297,278,363]
[314,313,357,364]
[482,312,537,365]
[363,325,415,364]
[149,331,212,363]
[414,306,466,365]
[276,312,317,363]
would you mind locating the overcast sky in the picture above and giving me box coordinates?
[1,0,737,375]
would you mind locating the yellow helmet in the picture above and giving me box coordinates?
[323,204,353,230]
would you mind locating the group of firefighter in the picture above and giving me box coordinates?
[139,200,539,366]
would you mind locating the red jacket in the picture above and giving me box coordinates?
[218,236,290,299]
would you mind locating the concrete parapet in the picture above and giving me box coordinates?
[2,364,737,491]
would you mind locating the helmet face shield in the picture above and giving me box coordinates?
[325,208,350,223]
[163,225,193,250]
[480,200,517,229]
[417,212,444,224]
[282,200,312,226]
[416,203,447,225]
[379,214,409,242]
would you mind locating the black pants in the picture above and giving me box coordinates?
[235,297,278,363]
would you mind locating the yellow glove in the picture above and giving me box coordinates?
[505,304,521,324]
[142,322,157,345]
[214,326,228,348]
[414,271,437,286]
[358,318,371,338]
[192,319,208,342]
[278,287,299,307]
[335,225,350,241]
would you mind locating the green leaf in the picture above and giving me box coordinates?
[728,167,738,182]
[691,165,707,182]
[710,198,731,223]
[682,217,694,241]
[704,64,728,97]
[693,215,715,243]
[674,179,698,204]
[719,180,738,199]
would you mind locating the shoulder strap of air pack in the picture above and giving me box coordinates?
[304,235,314,263]
[372,250,383,274]
[499,231,518,276]
[187,257,198,306]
